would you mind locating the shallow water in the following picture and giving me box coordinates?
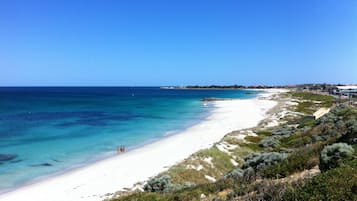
[0,87,257,191]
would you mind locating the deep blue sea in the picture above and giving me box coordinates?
[0,87,258,192]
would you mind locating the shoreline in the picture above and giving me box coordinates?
[0,101,218,195]
[0,89,282,201]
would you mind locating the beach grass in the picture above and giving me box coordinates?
[288,91,335,114]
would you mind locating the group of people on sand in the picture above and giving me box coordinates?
[117,145,126,154]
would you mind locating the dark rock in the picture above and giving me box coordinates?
[201,97,233,101]
[52,159,62,162]
[30,163,53,167]
[0,154,18,161]
[10,159,23,163]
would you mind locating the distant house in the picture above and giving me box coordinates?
[336,86,357,95]
[336,85,357,105]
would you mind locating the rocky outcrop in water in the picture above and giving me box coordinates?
[0,154,18,162]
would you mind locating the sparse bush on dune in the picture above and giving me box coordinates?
[317,110,338,124]
[319,124,340,138]
[144,175,173,193]
[224,168,244,180]
[245,135,262,143]
[243,152,288,171]
[347,119,357,135]
[181,182,196,189]
[224,167,259,182]
[249,179,294,201]
[242,167,256,182]
[297,115,316,128]
[334,104,352,116]
[340,119,357,145]
[319,143,354,171]
[271,125,295,137]
[143,175,197,193]
[255,130,272,136]
[259,136,280,148]
[283,159,357,201]
[316,104,351,125]
[260,143,322,178]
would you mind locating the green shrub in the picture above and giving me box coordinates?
[181,182,196,189]
[319,143,354,171]
[260,144,321,178]
[340,119,357,145]
[259,136,280,148]
[224,168,244,180]
[334,104,354,117]
[250,179,292,201]
[282,160,357,201]
[167,182,197,192]
[272,125,295,136]
[317,104,350,125]
[144,175,173,193]
[280,134,312,148]
[255,130,272,136]
[296,101,315,114]
[317,111,337,125]
[238,142,263,152]
[223,167,257,182]
[111,192,165,201]
[245,136,262,143]
[243,152,288,171]
[242,167,256,182]
[347,119,357,136]
[298,116,316,128]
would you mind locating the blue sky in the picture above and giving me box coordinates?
[0,0,356,86]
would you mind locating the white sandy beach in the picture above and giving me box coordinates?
[0,90,281,201]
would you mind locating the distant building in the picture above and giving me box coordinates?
[336,85,357,95]
[336,85,357,105]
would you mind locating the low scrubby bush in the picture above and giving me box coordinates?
[170,182,197,192]
[298,116,316,128]
[281,134,313,148]
[112,192,165,201]
[340,119,357,145]
[259,136,280,148]
[243,152,288,171]
[347,119,357,135]
[144,175,197,194]
[242,167,256,182]
[181,182,196,189]
[271,125,295,137]
[250,179,291,201]
[224,168,244,180]
[282,159,357,201]
[319,143,354,171]
[245,135,262,143]
[317,111,338,125]
[255,130,272,136]
[144,175,173,193]
[260,143,322,178]
[316,104,348,125]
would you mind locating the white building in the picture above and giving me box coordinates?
[337,85,357,104]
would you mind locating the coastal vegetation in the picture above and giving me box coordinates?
[110,91,357,201]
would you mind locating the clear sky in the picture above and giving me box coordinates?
[0,0,356,86]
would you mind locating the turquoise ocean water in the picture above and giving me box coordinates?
[0,87,258,192]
